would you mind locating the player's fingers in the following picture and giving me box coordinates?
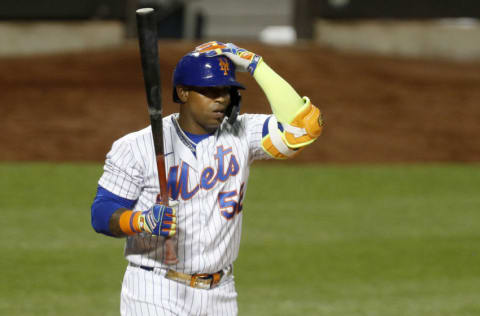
[164,210,176,221]
[198,46,225,54]
[195,41,216,51]
[226,42,241,50]
[169,223,177,237]
[158,203,177,237]
[162,222,171,229]
[161,224,176,237]
[161,230,175,237]
[162,217,176,226]
[203,48,228,57]
[238,51,255,60]
[196,41,227,53]
[161,218,177,227]
[198,41,220,49]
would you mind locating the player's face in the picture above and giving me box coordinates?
[178,86,231,134]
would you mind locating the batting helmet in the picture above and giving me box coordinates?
[172,52,245,124]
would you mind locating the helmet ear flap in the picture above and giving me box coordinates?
[226,88,241,125]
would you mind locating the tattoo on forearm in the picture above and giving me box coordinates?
[109,208,129,237]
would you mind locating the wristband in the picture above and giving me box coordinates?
[119,210,141,235]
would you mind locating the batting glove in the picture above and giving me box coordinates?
[137,201,178,237]
[195,41,262,75]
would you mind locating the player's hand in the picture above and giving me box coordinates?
[138,201,178,237]
[195,41,262,75]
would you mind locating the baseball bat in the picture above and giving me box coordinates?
[136,7,178,265]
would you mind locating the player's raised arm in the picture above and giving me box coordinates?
[197,41,323,159]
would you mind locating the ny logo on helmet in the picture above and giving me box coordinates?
[219,58,230,76]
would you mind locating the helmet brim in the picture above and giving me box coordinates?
[172,83,245,103]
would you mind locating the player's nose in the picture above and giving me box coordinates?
[213,90,230,105]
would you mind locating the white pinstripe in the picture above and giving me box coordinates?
[100,113,269,315]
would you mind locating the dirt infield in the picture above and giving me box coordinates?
[1,40,479,163]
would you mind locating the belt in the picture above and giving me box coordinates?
[130,263,232,290]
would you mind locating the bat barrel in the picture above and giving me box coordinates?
[136,10,163,117]
[136,8,165,156]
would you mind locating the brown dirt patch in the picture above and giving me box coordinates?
[1,40,480,163]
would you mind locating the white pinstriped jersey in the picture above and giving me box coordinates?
[99,113,271,274]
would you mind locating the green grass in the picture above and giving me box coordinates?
[1,163,479,315]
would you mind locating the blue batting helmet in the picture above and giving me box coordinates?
[172,52,245,103]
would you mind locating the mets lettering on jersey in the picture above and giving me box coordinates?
[168,145,239,199]
[168,146,245,220]
[98,113,270,274]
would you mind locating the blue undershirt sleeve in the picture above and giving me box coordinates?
[91,185,137,236]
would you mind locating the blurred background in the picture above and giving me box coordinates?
[1,0,480,58]
[1,0,480,162]
[1,1,479,315]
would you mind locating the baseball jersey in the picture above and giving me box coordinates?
[98,113,271,274]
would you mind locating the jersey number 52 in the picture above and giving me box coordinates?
[218,183,245,220]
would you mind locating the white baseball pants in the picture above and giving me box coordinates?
[120,264,238,316]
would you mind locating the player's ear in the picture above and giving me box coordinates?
[176,85,189,103]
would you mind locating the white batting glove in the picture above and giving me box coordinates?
[195,41,262,75]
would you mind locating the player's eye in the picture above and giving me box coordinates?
[193,87,230,99]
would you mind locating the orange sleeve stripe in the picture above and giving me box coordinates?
[119,210,140,236]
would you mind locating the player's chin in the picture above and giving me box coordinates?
[204,115,224,132]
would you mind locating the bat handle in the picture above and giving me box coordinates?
[157,194,179,265]
[163,238,179,265]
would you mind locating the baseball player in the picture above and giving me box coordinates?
[91,41,323,315]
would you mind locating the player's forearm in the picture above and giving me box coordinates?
[92,203,146,238]
[91,186,177,238]
[253,61,306,124]
[109,208,132,237]
[91,186,138,238]
[100,206,168,238]
[91,200,131,238]
[254,60,323,158]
